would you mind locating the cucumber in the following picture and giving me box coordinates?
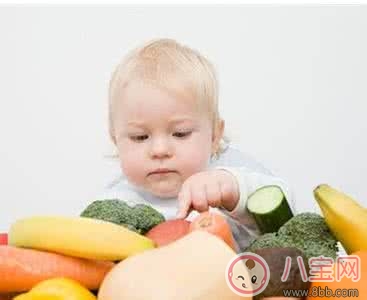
[247,185,293,234]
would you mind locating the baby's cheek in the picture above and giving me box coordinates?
[178,149,211,174]
[120,153,144,183]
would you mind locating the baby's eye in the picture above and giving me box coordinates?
[237,275,245,280]
[173,131,191,138]
[130,135,149,142]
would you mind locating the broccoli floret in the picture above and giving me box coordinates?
[278,212,333,240]
[245,213,338,261]
[246,233,282,253]
[80,199,138,227]
[133,204,165,234]
[80,199,165,234]
[276,213,338,260]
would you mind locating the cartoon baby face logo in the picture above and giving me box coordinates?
[225,252,270,297]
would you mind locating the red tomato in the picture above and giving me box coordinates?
[0,233,7,245]
[145,219,191,247]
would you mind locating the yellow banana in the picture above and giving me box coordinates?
[313,184,367,254]
[9,215,155,261]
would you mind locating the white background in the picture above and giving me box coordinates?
[1,5,366,231]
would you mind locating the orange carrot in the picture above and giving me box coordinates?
[0,245,114,293]
[0,293,20,300]
[189,212,236,250]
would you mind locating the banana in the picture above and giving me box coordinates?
[313,184,367,254]
[8,216,155,261]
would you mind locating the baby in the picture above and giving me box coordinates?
[101,38,293,251]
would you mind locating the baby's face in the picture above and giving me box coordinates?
[113,82,218,198]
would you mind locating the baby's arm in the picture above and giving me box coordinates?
[214,165,294,225]
[177,144,294,221]
[210,144,295,220]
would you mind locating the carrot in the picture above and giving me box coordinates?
[189,212,236,250]
[0,293,21,300]
[0,245,115,293]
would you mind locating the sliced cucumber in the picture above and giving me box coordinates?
[247,185,293,234]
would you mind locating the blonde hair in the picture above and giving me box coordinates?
[108,38,229,158]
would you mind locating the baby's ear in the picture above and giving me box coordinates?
[109,126,117,145]
[111,134,117,145]
[212,119,225,152]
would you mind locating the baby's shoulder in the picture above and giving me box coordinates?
[211,143,273,175]
[211,143,256,165]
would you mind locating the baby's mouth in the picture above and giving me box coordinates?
[148,169,177,176]
[242,283,247,288]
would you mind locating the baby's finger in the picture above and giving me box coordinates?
[191,185,209,212]
[220,181,237,210]
[206,181,222,208]
[176,186,192,219]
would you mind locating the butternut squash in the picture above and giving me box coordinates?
[98,231,252,300]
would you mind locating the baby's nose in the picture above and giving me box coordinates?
[149,137,173,159]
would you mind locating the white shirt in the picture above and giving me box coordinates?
[96,143,295,252]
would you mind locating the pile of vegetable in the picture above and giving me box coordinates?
[0,183,366,300]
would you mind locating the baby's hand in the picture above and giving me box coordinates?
[176,170,240,219]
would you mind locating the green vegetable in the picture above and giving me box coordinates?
[247,185,294,233]
[277,212,339,260]
[80,199,165,234]
[80,199,137,229]
[246,212,339,261]
[132,204,166,234]
[246,232,282,250]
